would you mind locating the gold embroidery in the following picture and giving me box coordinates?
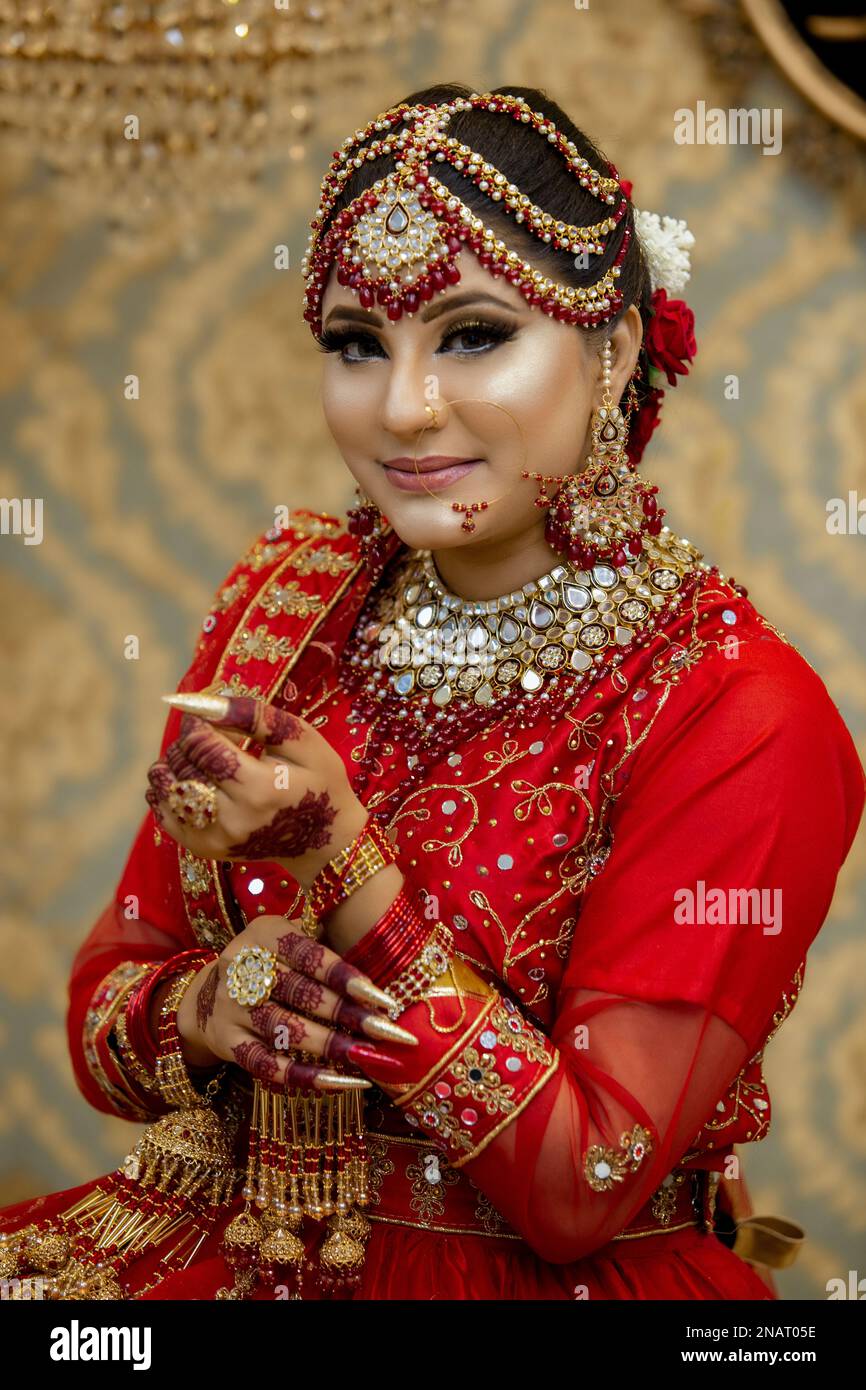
[584,1124,654,1192]
[490,997,553,1065]
[473,1187,510,1235]
[650,1170,686,1224]
[179,850,211,898]
[215,673,264,699]
[189,907,233,951]
[405,1149,460,1221]
[451,1047,516,1117]
[365,1136,395,1208]
[291,545,355,577]
[230,623,295,665]
[244,539,294,571]
[260,579,324,620]
[214,574,250,610]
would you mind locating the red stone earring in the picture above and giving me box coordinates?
[346,486,390,578]
[522,342,663,569]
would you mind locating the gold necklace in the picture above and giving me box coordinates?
[344,528,704,713]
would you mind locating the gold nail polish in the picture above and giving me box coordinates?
[362,1015,419,1046]
[315,1072,372,1091]
[162,692,232,720]
[346,977,397,1011]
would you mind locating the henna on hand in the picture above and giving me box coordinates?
[276,933,325,975]
[165,742,202,781]
[147,762,175,798]
[271,968,324,1014]
[177,716,242,782]
[264,707,303,744]
[196,964,220,1034]
[227,789,337,859]
[249,1003,308,1049]
[205,696,303,744]
[232,1039,279,1083]
[276,930,378,1000]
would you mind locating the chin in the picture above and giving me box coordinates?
[372,499,479,553]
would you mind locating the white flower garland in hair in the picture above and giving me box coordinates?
[633,209,695,295]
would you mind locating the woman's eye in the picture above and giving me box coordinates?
[315,318,515,363]
[339,333,384,363]
[439,321,515,354]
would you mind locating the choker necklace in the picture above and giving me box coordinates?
[340,528,704,720]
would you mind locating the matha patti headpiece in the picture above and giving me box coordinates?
[301,91,632,333]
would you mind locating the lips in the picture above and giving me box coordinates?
[381,458,482,493]
[381,455,481,474]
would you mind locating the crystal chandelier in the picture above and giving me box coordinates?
[0,0,455,249]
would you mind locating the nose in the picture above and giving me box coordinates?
[378,349,447,443]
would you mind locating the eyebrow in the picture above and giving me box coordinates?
[322,290,520,330]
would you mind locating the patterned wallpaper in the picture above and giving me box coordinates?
[0,0,863,1300]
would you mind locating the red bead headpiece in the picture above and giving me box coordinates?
[301,92,632,333]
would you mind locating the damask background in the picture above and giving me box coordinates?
[0,0,864,1300]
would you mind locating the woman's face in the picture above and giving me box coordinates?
[318,246,641,558]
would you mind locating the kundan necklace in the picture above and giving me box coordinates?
[340,530,699,716]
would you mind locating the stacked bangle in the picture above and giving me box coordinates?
[155,968,226,1109]
[113,1006,161,1096]
[380,921,455,1020]
[301,814,399,937]
[125,947,218,1075]
[343,884,429,984]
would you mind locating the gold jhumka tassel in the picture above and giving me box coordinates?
[0,1104,239,1300]
[218,1080,371,1300]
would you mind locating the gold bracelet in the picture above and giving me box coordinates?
[114,1006,160,1096]
[300,821,398,939]
[384,921,455,1020]
[155,969,226,1109]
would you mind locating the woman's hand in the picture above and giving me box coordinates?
[175,915,416,1091]
[146,692,368,890]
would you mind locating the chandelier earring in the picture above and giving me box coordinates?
[346,484,390,578]
[522,340,664,570]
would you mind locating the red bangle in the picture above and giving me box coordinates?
[125,948,217,1072]
[344,885,430,986]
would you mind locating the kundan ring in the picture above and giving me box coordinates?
[226,945,279,1009]
[167,778,218,830]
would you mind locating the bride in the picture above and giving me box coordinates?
[1,82,863,1302]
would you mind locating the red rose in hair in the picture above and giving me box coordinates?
[625,386,664,467]
[645,287,697,387]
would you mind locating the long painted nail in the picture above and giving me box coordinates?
[345,976,398,1011]
[347,1044,403,1071]
[315,1071,372,1091]
[162,693,231,720]
[362,1015,419,1046]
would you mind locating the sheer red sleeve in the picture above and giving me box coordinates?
[66,802,200,1120]
[355,640,865,1262]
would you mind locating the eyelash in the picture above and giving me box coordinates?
[314,317,516,363]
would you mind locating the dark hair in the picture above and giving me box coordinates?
[321,81,653,418]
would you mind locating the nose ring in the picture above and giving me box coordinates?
[425,404,440,427]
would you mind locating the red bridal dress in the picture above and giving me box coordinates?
[1,510,863,1301]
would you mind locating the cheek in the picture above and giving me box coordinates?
[482,337,592,465]
[321,365,371,442]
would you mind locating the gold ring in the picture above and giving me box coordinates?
[226,945,279,1009]
[167,778,218,830]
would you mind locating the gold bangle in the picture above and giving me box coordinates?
[384,921,455,1020]
[114,1007,160,1096]
[155,969,226,1109]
